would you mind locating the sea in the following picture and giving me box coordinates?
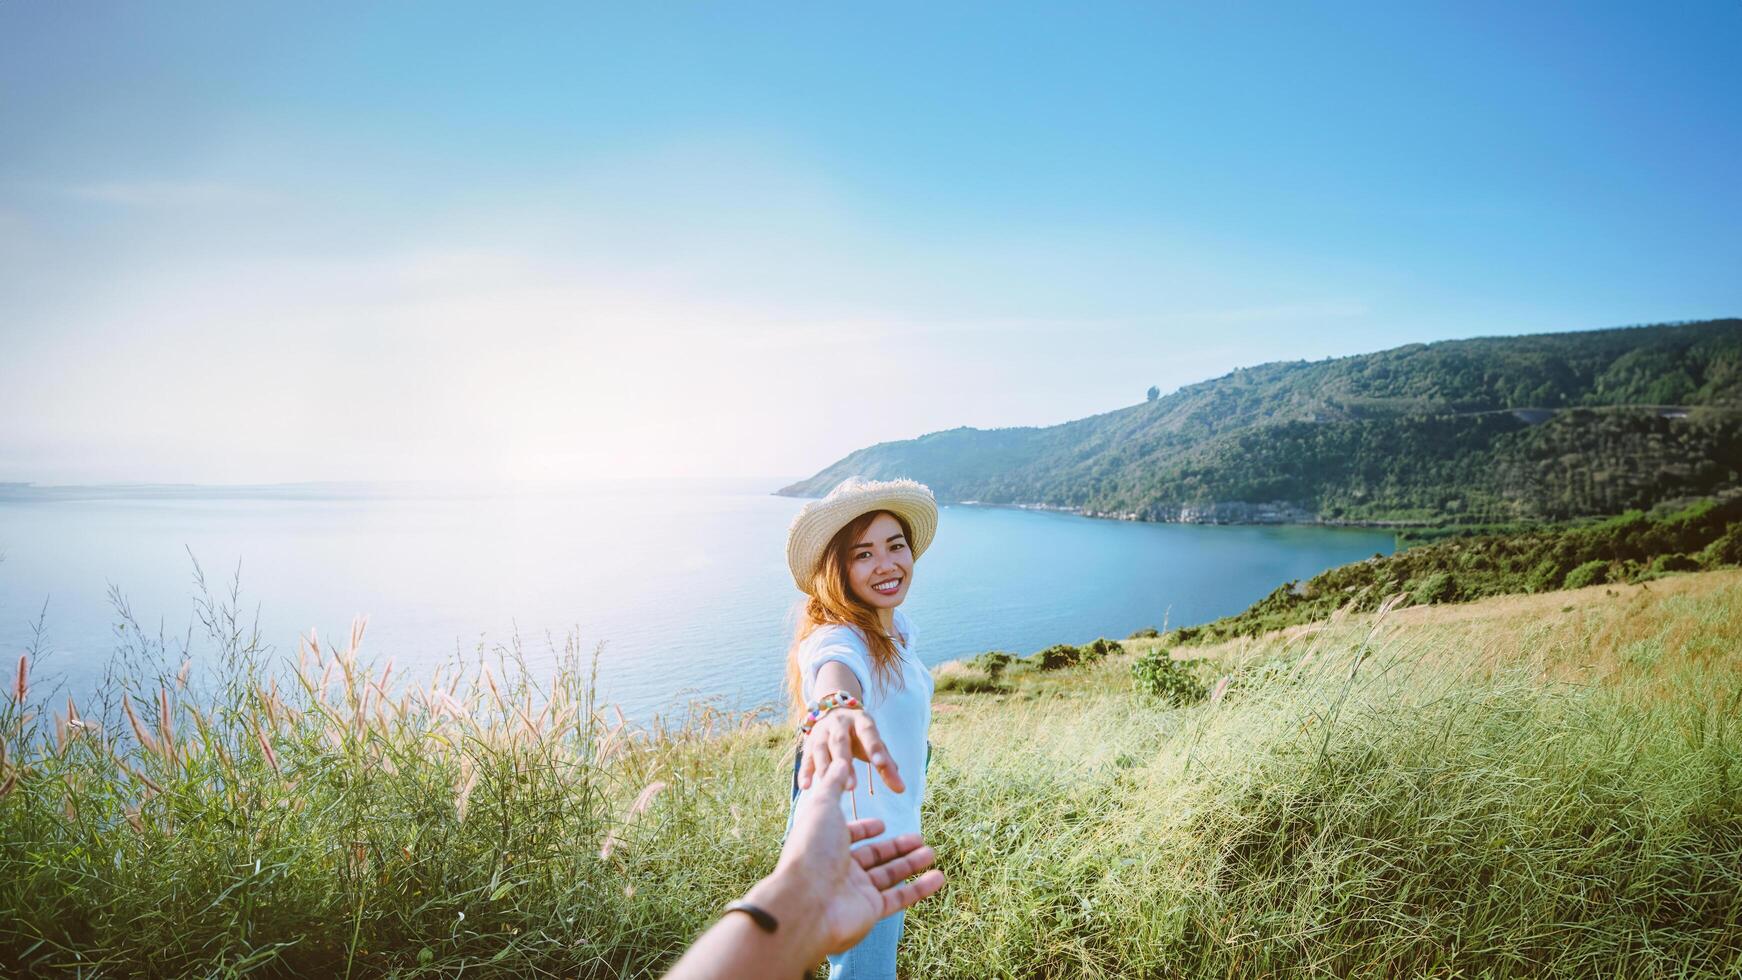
[0,479,1395,721]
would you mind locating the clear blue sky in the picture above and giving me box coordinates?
[2,1,1737,483]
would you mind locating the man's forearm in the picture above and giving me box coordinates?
[662,871,828,980]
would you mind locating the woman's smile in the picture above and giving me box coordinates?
[847,512,915,612]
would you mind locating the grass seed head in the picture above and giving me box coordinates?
[454,762,480,823]
[122,697,160,757]
[254,724,280,775]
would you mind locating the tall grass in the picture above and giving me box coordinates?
[910,574,1742,977]
[0,575,790,977]
[2,572,1739,976]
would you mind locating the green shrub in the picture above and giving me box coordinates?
[1410,571,1460,605]
[1127,627,1160,639]
[1036,643,1085,671]
[1036,638,1123,671]
[934,671,1007,695]
[1525,558,1568,592]
[1131,650,1207,705]
[1084,637,1124,660]
[1650,553,1701,575]
[1564,559,1611,589]
[1700,524,1742,567]
[968,650,1016,681]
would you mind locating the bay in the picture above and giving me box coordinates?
[0,480,1395,720]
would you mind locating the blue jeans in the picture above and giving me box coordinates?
[826,909,904,979]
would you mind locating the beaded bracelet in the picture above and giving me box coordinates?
[798,690,862,738]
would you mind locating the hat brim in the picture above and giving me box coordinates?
[786,479,939,594]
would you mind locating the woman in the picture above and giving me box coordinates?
[783,477,938,980]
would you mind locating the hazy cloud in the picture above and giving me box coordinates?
[57,180,276,208]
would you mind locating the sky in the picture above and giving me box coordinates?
[1,1,1738,485]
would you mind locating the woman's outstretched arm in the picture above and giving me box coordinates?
[796,661,904,792]
[661,756,944,979]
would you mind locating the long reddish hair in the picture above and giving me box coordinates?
[785,509,912,723]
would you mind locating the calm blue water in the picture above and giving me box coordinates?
[0,481,1394,720]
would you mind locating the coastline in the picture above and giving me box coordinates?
[775,487,1427,531]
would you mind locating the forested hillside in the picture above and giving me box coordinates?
[782,319,1742,524]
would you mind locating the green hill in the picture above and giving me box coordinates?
[782,319,1742,524]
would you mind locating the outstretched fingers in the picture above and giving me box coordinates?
[852,713,903,792]
[863,843,938,892]
[809,755,853,798]
[828,722,855,791]
[850,832,920,870]
[848,830,944,915]
[880,869,946,918]
[845,817,886,844]
[801,722,850,792]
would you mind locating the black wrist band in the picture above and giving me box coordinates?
[723,900,779,933]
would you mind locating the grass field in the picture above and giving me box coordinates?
[2,571,1739,976]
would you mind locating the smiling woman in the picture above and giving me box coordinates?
[854,514,914,600]
[779,477,939,979]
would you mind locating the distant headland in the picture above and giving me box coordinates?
[780,319,1742,527]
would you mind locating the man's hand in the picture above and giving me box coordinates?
[660,756,944,978]
[751,755,944,955]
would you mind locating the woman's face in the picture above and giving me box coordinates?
[843,511,914,612]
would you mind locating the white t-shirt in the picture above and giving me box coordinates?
[791,607,932,843]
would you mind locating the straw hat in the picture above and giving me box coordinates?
[786,477,939,594]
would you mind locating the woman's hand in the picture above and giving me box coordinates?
[799,709,904,794]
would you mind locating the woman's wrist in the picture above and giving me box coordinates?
[799,690,862,738]
[805,704,858,729]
